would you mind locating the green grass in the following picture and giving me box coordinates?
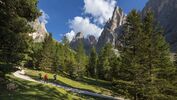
[0,74,101,100]
[25,69,119,97]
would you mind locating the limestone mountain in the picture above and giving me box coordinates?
[96,6,126,51]
[143,0,177,52]
[70,32,97,54]
[29,19,48,42]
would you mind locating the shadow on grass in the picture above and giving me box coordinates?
[0,75,75,100]
[77,77,120,96]
[28,73,120,99]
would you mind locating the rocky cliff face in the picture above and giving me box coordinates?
[29,19,48,42]
[143,0,177,52]
[97,7,126,51]
[70,32,97,54]
[70,32,84,51]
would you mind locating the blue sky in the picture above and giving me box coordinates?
[38,0,148,41]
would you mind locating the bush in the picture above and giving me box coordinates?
[112,80,136,99]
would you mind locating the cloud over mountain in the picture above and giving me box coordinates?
[84,0,116,25]
[39,9,49,25]
[65,0,116,41]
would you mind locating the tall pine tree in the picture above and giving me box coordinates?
[97,43,113,80]
[142,11,176,99]
[75,40,88,77]
[0,0,40,76]
[88,47,98,78]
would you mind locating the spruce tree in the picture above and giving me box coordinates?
[142,11,176,99]
[75,40,87,77]
[0,0,40,76]
[109,53,120,81]
[119,10,148,99]
[120,10,176,99]
[88,47,98,78]
[97,43,113,80]
[52,42,60,72]
[38,34,54,71]
[120,10,143,81]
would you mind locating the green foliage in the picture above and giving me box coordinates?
[117,10,177,99]
[61,37,78,77]
[1,74,95,100]
[31,36,79,77]
[38,34,55,71]
[75,40,88,77]
[0,0,40,75]
[87,47,98,77]
[97,43,118,80]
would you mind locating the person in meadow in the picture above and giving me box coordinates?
[38,73,42,79]
[53,74,57,81]
[44,74,48,83]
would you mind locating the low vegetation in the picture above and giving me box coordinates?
[0,74,103,100]
[25,69,118,97]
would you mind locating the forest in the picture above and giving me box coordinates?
[0,0,177,100]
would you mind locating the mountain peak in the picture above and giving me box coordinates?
[97,6,126,51]
[143,0,177,52]
[75,32,84,39]
[29,19,48,42]
[104,6,126,32]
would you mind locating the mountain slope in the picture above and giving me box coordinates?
[143,0,177,52]
[29,19,48,42]
[70,32,97,54]
[97,7,126,51]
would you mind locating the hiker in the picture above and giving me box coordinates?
[53,74,57,81]
[44,74,48,83]
[38,73,42,79]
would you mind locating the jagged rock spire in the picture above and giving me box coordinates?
[29,19,48,42]
[109,6,126,31]
[97,6,126,51]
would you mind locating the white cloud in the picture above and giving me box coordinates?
[84,0,116,25]
[66,16,103,41]
[39,9,49,24]
[65,0,117,41]
[65,30,76,42]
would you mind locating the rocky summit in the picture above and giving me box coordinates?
[70,0,177,53]
[29,19,48,42]
[96,6,126,51]
[70,32,97,54]
[143,0,177,52]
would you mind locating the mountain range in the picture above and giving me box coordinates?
[143,0,177,52]
[70,0,177,53]
[29,19,48,42]
[31,0,177,53]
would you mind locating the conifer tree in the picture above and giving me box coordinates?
[97,43,113,80]
[119,10,176,99]
[75,40,88,77]
[120,10,143,82]
[52,42,60,72]
[38,34,54,71]
[88,47,98,78]
[0,0,40,76]
[142,11,176,99]
[109,53,120,81]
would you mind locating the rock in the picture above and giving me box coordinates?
[29,19,48,42]
[20,70,25,75]
[142,0,177,52]
[7,83,17,91]
[70,32,97,54]
[97,6,126,51]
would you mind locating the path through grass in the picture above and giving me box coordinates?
[26,69,119,97]
[0,74,102,100]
